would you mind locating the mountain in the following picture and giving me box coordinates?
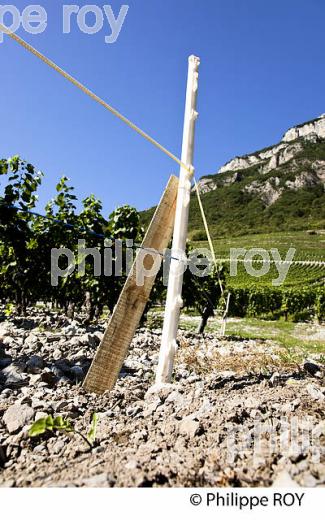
[141,114,325,238]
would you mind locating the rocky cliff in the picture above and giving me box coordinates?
[283,114,325,142]
[196,114,325,202]
[142,114,325,236]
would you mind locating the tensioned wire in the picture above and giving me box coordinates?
[6,206,325,269]
[0,22,189,173]
[5,205,233,277]
[4,204,181,262]
[0,22,218,266]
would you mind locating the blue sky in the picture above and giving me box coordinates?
[1,0,325,215]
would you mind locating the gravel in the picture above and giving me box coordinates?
[0,310,324,487]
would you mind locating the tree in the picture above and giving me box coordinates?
[0,156,43,314]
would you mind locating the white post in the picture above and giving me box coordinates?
[155,55,200,385]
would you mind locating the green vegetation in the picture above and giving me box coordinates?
[0,155,145,319]
[141,138,325,237]
[29,413,99,449]
[2,130,325,324]
[192,230,325,261]
[141,137,325,321]
[191,230,325,306]
[29,415,74,438]
[0,155,226,324]
[178,315,325,353]
[226,286,325,322]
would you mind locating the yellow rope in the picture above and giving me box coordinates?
[193,179,228,336]
[193,177,216,263]
[1,23,221,283]
[193,177,225,297]
[0,23,191,174]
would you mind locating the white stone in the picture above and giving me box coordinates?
[3,404,34,434]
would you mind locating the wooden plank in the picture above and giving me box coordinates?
[83,175,179,394]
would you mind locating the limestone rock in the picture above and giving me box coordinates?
[306,384,324,401]
[272,469,300,487]
[3,404,34,434]
[179,416,201,438]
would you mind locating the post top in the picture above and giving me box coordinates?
[188,55,200,67]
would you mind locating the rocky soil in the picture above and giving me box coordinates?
[0,311,324,488]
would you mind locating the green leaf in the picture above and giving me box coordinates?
[46,415,54,430]
[28,415,74,439]
[28,417,47,437]
[4,303,15,317]
[87,412,99,445]
[26,164,35,174]
[53,416,73,431]
[0,159,8,175]
[9,155,20,173]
